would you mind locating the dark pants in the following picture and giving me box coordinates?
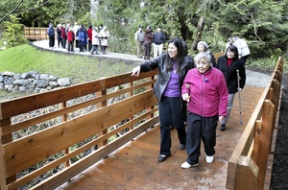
[49,36,55,48]
[88,40,92,51]
[68,41,74,52]
[79,41,85,52]
[158,96,186,156]
[241,55,249,64]
[144,44,152,59]
[91,45,99,54]
[186,112,218,165]
[75,40,79,48]
[57,37,61,47]
[61,38,66,48]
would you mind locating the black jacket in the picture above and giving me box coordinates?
[140,53,194,101]
[216,56,246,94]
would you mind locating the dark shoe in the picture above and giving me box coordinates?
[220,124,226,131]
[179,143,186,150]
[158,154,170,162]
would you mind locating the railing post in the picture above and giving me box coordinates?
[256,100,275,190]
[97,90,108,146]
[61,102,70,167]
[235,156,258,190]
[0,119,14,190]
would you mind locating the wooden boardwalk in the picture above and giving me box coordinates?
[54,86,268,190]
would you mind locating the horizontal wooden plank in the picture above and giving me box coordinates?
[1,79,156,136]
[0,70,157,120]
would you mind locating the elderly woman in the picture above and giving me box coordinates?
[181,52,228,168]
[197,41,216,67]
[131,38,194,162]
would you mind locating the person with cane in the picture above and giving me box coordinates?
[216,45,246,131]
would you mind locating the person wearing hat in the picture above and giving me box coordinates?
[197,41,216,67]
[47,23,55,48]
[135,25,145,58]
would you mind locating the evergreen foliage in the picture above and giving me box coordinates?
[3,14,27,47]
[1,0,287,58]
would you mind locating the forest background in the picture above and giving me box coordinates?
[0,0,288,62]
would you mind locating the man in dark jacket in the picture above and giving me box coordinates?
[47,23,55,48]
[152,28,166,58]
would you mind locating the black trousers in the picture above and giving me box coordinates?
[186,112,218,165]
[68,41,74,52]
[49,36,55,48]
[158,96,186,156]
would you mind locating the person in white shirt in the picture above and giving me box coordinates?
[232,36,250,64]
[99,26,110,54]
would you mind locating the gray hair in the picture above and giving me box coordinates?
[197,41,209,50]
[194,52,212,64]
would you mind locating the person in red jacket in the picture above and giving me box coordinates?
[87,25,93,51]
[181,52,228,168]
[67,28,75,52]
[60,25,67,49]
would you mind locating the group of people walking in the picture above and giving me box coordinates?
[131,37,249,168]
[47,22,110,54]
[135,26,166,60]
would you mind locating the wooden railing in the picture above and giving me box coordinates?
[23,27,51,40]
[0,70,158,190]
[226,57,284,190]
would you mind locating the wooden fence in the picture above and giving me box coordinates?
[226,57,284,189]
[23,27,51,40]
[0,70,158,190]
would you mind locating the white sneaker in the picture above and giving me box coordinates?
[206,155,214,163]
[181,161,199,169]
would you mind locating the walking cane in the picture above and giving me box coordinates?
[236,70,243,125]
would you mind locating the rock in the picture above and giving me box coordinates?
[57,78,71,86]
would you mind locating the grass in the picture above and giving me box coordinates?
[0,44,136,83]
[0,44,137,100]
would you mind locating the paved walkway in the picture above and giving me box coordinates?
[32,40,143,63]
[32,40,271,88]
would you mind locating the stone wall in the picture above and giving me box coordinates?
[0,71,71,93]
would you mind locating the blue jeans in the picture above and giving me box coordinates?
[158,96,186,155]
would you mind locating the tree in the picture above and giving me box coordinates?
[3,14,26,47]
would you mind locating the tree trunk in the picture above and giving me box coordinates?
[191,16,205,51]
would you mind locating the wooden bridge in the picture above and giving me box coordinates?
[0,57,284,190]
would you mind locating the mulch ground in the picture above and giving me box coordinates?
[270,71,288,189]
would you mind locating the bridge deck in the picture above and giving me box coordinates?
[55,86,271,189]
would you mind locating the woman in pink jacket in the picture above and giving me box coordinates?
[181,52,228,168]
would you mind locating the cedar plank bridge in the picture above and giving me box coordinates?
[0,52,284,190]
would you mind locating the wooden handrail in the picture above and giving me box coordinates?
[226,57,284,190]
[0,70,158,190]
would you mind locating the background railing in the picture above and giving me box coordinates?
[0,70,158,190]
[226,57,284,190]
[23,27,51,40]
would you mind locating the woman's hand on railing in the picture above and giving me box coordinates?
[131,66,141,76]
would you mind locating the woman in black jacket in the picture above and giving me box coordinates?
[216,45,246,131]
[131,38,194,162]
